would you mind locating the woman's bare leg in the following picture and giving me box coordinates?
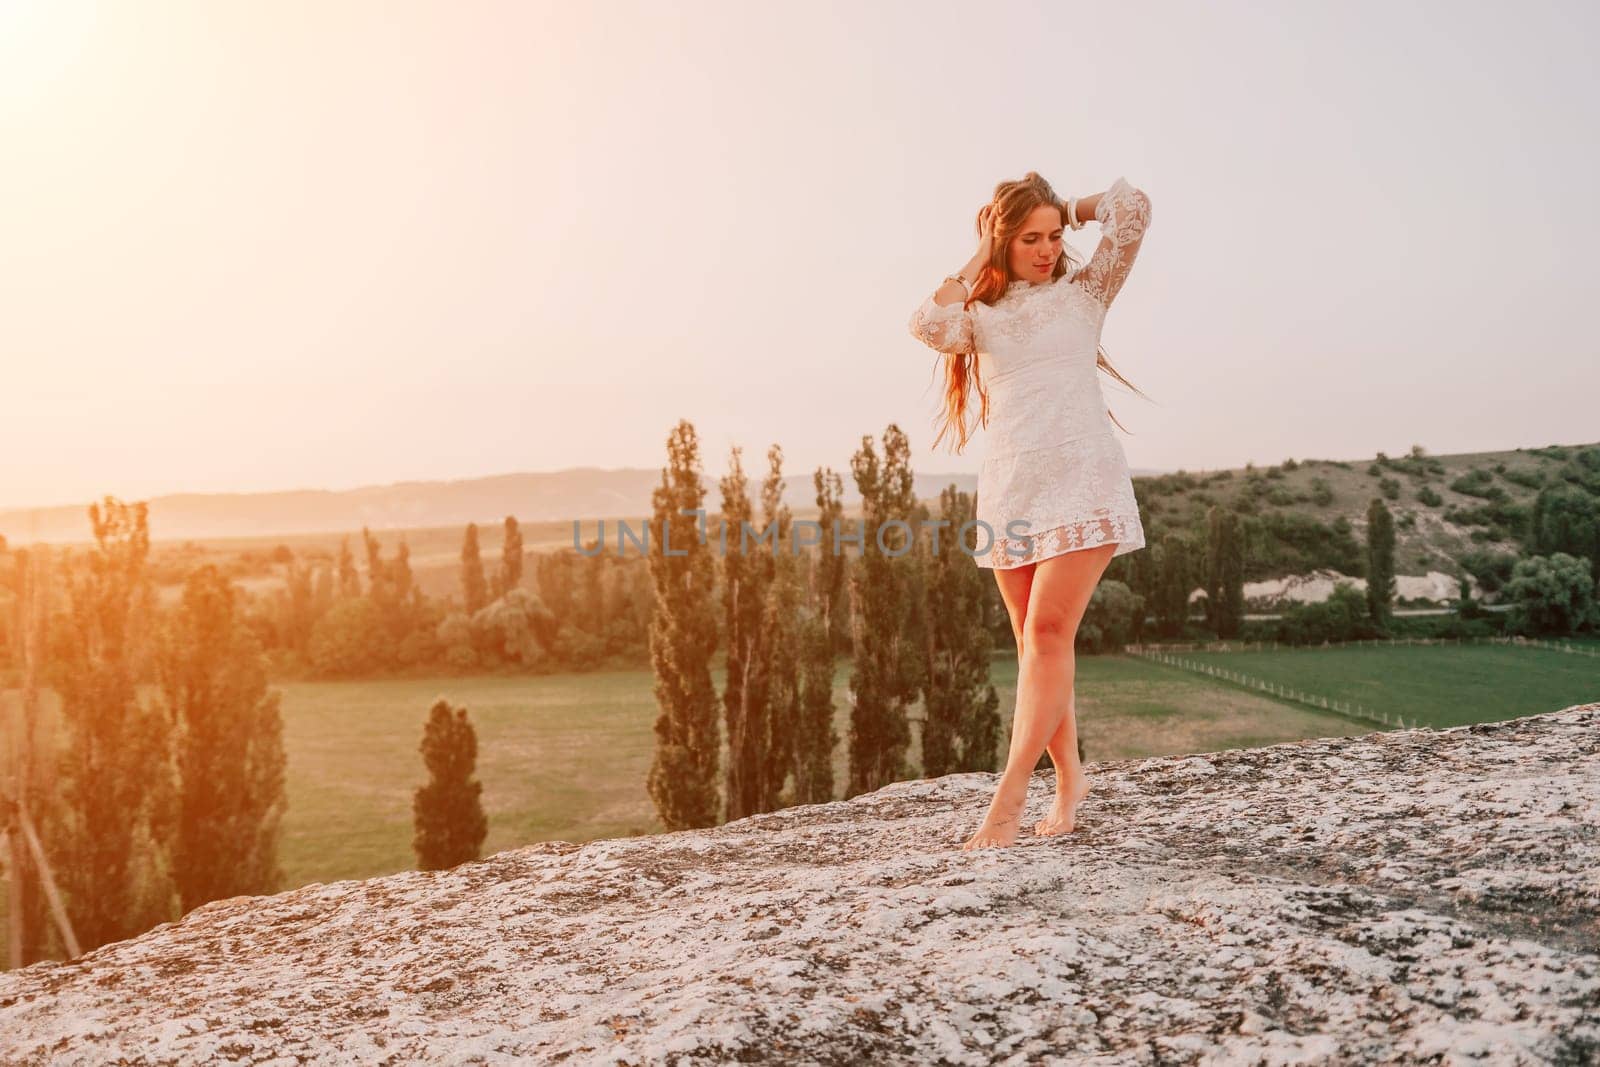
[994,569,1087,835]
[963,543,1117,850]
[1035,682,1090,835]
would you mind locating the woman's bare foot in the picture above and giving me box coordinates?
[1034,772,1091,836]
[961,787,1028,851]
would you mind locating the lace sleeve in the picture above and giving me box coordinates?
[1074,176,1152,309]
[908,292,976,356]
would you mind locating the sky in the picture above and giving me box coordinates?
[2,0,1596,511]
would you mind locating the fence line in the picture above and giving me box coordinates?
[1125,648,1412,731]
[1126,635,1599,659]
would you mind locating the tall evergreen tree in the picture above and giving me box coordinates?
[919,485,1001,777]
[845,425,922,798]
[311,563,334,622]
[787,463,851,799]
[812,467,848,654]
[1124,511,1157,644]
[393,539,419,625]
[535,551,577,627]
[1155,532,1192,638]
[600,558,623,646]
[1366,497,1396,628]
[6,546,59,965]
[156,564,287,914]
[1204,508,1222,633]
[1456,573,1480,620]
[1205,506,1246,638]
[792,615,839,805]
[461,523,489,614]
[579,546,605,637]
[756,444,802,812]
[45,497,176,952]
[497,516,524,599]
[412,699,488,870]
[362,528,422,654]
[336,535,361,599]
[719,446,775,822]
[275,554,317,656]
[645,420,722,830]
[609,557,652,652]
[363,526,383,602]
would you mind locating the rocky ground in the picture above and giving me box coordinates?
[2,703,1598,1065]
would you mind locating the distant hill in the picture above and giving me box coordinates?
[6,441,1593,613]
[2,442,1590,571]
[0,464,1155,546]
[1141,441,1598,579]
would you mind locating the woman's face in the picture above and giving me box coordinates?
[1006,204,1064,283]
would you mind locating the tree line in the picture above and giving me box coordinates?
[0,500,493,968]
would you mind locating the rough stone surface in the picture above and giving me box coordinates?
[2,704,1598,1065]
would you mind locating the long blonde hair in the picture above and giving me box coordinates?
[931,171,1151,455]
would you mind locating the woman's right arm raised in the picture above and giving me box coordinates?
[908,207,993,355]
[932,244,991,307]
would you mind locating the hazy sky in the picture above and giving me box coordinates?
[3,0,1596,510]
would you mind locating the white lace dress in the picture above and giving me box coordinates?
[908,176,1153,570]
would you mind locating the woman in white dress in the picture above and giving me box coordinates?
[907,171,1153,850]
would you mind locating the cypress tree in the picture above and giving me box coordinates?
[362,529,420,658]
[1125,523,1157,644]
[1366,497,1396,628]
[756,444,801,812]
[498,516,525,599]
[412,698,488,871]
[719,445,774,822]
[1205,506,1246,638]
[919,485,1000,778]
[1205,507,1223,632]
[845,425,921,798]
[362,526,383,604]
[645,420,721,830]
[276,555,316,656]
[792,616,839,805]
[812,468,847,652]
[156,564,287,914]
[336,535,361,599]
[46,497,176,952]
[393,539,419,630]
[535,551,576,629]
[1221,511,1246,638]
[461,523,489,614]
[6,546,59,964]
[579,542,605,637]
[1155,532,1192,638]
[310,563,334,622]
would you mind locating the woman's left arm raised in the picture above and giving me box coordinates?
[1072,176,1153,310]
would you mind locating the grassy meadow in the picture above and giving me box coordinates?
[267,653,1381,888]
[1178,641,1599,729]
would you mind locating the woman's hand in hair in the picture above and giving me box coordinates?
[975,204,996,260]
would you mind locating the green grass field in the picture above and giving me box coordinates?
[272,655,1384,887]
[2,642,1593,965]
[1178,642,1598,728]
